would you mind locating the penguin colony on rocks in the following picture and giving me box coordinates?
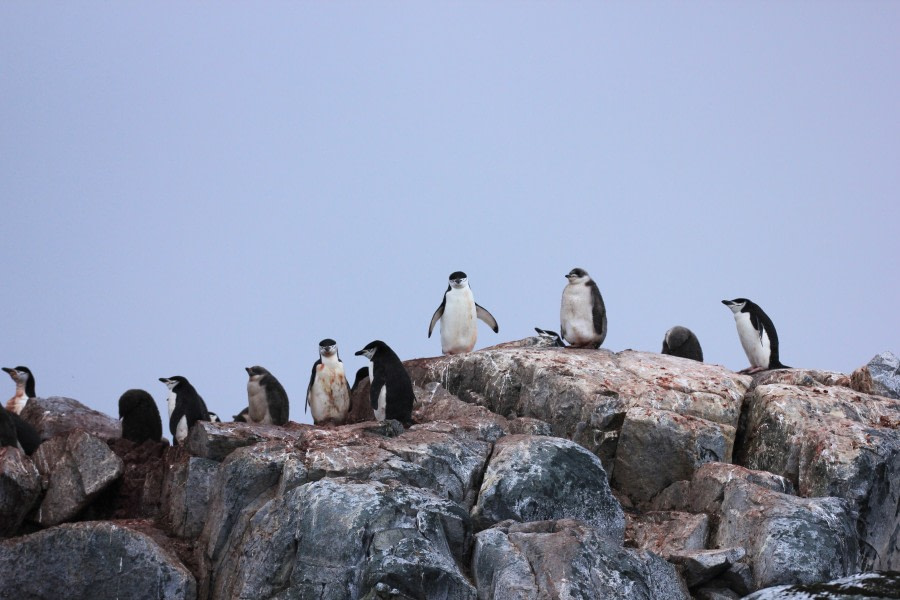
[2,268,792,449]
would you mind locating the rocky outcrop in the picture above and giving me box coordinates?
[743,571,900,599]
[0,521,196,599]
[30,429,124,526]
[20,396,121,441]
[2,340,898,599]
[851,351,900,400]
[0,446,41,537]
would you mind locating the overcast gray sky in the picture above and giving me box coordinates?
[2,3,898,426]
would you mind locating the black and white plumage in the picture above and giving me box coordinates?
[208,412,221,423]
[159,376,211,445]
[3,366,35,414]
[118,389,163,444]
[232,407,249,423]
[722,298,789,374]
[0,405,19,451]
[428,271,499,355]
[534,327,566,347]
[305,340,350,426]
[354,340,414,426]
[560,268,607,349]
[661,326,703,362]
[246,365,290,425]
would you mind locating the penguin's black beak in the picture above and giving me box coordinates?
[158,377,168,383]
[245,367,252,376]
[721,300,732,306]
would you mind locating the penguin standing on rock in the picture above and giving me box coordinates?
[560,268,608,348]
[354,340,414,426]
[0,405,40,454]
[661,326,703,362]
[722,298,790,374]
[246,365,290,425]
[428,271,499,355]
[3,366,35,414]
[0,406,19,450]
[159,376,211,445]
[118,389,163,444]
[305,340,350,426]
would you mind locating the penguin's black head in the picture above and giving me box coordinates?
[159,376,189,391]
[722,298,749,314]
[355,340,386,360]
[319,339,339,358]
[3,366,32,383]
[566,268,590,283]
[448,271,468,288]
[246,366,270,378]
[351,366,370,391]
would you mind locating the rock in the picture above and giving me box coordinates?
[405,346,750,473]
[853,351,900,400]
[472,519,690,600]
[666,547,746,588]
[106,438,169,519]
[715,473,858,590]
[742,571,900,599]
[0,521,196,599]
[157,446,218,538]
[626,511,709,558]
[612,407,735,505]
[471,435,625,540]
[186,419,309,461]
[216,478,475,600]
[30,430,124,526]
[197,441,298,600]
[693,587,741,600]
[19,396,121,441]
[736,380,900,570]
[0,446,41,537]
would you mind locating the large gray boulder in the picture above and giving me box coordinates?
[472,519,690,600]
[19,396,121,441]
[471,434,625,539]
[736,376,900,571]
[0,521,196,599]
[743,571,900,599]
[157,446,218,538]
[30,429,124,526]
[0,446,41,537]
[405,345,750,475]
[851,351,900,400]
[216,478,475,600]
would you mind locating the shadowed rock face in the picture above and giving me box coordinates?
[2,340,899,599]
[0,521,196,599]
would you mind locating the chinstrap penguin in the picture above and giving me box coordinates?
[722,298,789,374]
[208,412,221,423]
[245,366,290,425]
[159,376,211,445]
[428,271,499,355]
[661,326,703,362]
[560,268,607,348]
[305,340,350,426]
[118,389,163,444]
[232,407,249,423]
[534,327,566,347]
[354,340,414,426]
[0,406,20,451]
[0,405,40,455]
[3,366,35,414]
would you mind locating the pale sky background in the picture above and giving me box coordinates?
[2,3,898,427]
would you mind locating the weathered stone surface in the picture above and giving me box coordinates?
[715,475,858,590]
[157,445,219,538]
[0,521,196,599]
[851,351,900,400]
[405,346,749,473]
[106,438,169,519]
[471,435,625,540]
[0,446,41,537]
[217,478,475,600]
[626,511,709,558]
[743,571,900,599]
[31,429,124,526]
[613,407,735,505]
[197,441,298,600]
[472,519,690,600]
[667,547,746,588]
[186,419,309,461]
[737,381,900,570]
[19,396,121,441]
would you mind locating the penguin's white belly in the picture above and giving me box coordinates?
[7,393,27,415]
[248,381,271,424]
[561,285,598,345]
[166,391,177,419]
[441,290,478,354]
[373,384,387,422]
[174,415,189,444]
[309,364,350,423]
[735,313,770,368]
